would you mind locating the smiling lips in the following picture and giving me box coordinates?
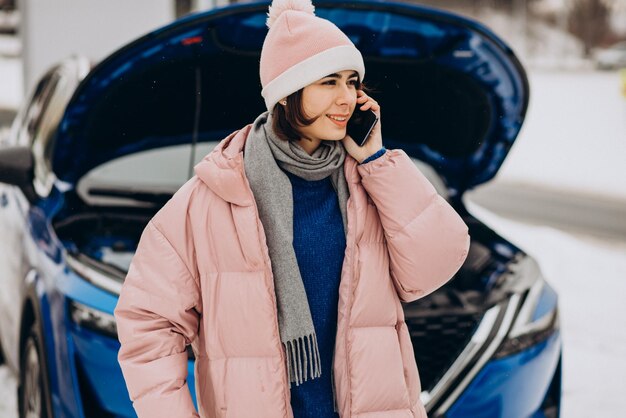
[327,114,349,127]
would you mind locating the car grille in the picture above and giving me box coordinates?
[405,311,483,391]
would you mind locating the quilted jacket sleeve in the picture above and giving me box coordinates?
[114,219,201,418]
[357,148,470,303]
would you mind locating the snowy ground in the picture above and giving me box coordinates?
[0,366,17,417]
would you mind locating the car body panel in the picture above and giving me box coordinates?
[0,186,30,370]
[69,323,197,417]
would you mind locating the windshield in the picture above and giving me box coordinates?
[76,142,216,206]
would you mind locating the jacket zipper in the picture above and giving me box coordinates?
[331,350,338,412]
[342,197,358,417]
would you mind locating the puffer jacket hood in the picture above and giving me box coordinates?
[115,124,470,418]
[194,126,256,207]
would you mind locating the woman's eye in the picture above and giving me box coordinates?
[322,79,358,86]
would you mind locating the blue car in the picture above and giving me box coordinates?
[0,1,561,417]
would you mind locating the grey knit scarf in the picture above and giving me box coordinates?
[243,110,350,386]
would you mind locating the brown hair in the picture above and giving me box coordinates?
[271,80,371,142]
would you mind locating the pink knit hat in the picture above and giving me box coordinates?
[260,0,365,111]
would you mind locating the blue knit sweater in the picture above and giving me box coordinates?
[286,147,386,418]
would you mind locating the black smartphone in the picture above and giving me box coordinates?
[347,107,379,147]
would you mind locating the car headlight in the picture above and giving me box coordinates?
[423,254,560,414]
[69,296,198,360]
[69,300,118,338]
[495,258,559,358]
[66,252,123,296]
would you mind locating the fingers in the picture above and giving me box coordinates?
[356,90,379,112]
[361,100,380,112]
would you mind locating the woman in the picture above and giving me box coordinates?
[114,1,470,417]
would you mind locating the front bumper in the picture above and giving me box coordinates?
[446,331,561,418]
[68,323,197,417]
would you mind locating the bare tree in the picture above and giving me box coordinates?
[0,0,16,11]
[568,0,614,56]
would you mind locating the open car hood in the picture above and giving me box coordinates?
[54,0,528,196]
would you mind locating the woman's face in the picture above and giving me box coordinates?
[296,70,359,145]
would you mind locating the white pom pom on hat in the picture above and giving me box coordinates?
[260,0,365,111]
[266,0,315,28]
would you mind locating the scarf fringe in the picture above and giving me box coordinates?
[285,333,322,387]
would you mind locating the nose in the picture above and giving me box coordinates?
[335,82,356,108]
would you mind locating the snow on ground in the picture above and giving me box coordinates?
[0,365,17,418]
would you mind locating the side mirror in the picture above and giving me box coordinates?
[0,146,38,203]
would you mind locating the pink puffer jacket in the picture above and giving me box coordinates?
[114,124,470,418]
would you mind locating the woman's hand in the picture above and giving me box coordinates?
[342,89,383,163]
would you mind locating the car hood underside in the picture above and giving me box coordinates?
[53,0,528,196]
